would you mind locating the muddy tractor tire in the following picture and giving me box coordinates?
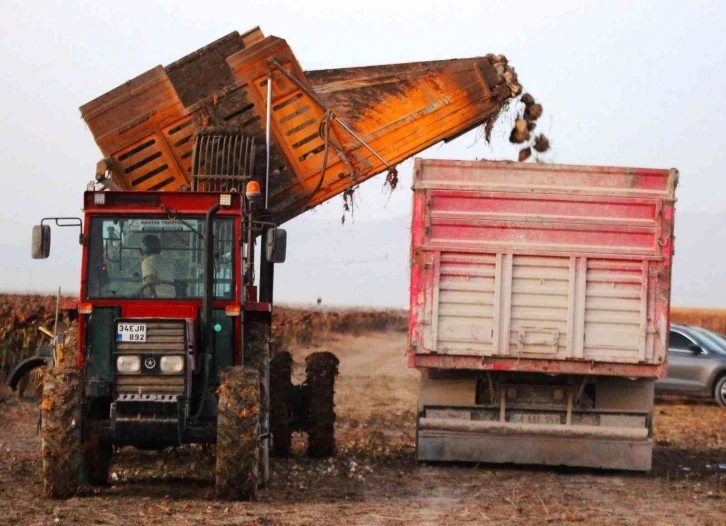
[270,351,293,457]
[83,421,112,486]
[303,352,339,458]
[41,366,83,499]
[216,367,260,500]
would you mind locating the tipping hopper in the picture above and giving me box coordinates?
[80,27,522,224]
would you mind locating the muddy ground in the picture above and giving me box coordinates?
[1,330,724,525]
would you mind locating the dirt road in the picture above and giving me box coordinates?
[1,330,724,525]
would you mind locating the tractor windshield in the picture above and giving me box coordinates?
[86,216,235,300]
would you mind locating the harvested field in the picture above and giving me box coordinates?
[671,307,726,334]
[1,312,725,525]
[0,294,63,382]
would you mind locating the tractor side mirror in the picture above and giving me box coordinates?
[31,225,51,259]
[265,228,287,264]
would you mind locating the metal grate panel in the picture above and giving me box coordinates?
[191,133,255,192]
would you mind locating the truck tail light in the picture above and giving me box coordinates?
[78,303,93,314]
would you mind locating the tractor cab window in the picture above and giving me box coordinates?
[86,216,235,300]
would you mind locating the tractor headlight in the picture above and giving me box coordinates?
[116,355,140,373]
[160,355,184,374]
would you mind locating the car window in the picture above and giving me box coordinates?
[669,331,695,351]
[689,327,726,355]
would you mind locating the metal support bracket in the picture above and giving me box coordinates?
[41,217,83,245]
[267,58,393,178]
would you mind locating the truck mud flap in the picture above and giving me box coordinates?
[417,418,652,471]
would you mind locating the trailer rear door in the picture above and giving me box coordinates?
[409,160,677,377]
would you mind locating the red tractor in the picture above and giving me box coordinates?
[23,135,337,499]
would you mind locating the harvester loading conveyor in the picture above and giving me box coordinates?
[80,27,521,224]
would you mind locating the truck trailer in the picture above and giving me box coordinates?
[409,159,677,471]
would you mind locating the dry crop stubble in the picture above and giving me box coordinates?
[671,307,726,334]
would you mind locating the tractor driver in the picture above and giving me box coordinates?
[139,234,175,298]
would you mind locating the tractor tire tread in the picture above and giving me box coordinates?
[41,366,83,499]
[216,367,260,500]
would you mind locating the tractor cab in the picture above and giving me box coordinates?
[78,190,252,446]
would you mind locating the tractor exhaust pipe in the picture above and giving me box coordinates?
[191,203,220,421]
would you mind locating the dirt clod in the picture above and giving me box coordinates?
[385,167,399,192]
[509,119,530,144]
[521,93,535,106]
[533,134,550,153]
[524,103,543,122]
[518,147,532,162]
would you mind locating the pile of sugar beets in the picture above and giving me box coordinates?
[509,93,550,161]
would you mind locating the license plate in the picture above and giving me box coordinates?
[511,413,561,425]
[117,323,147,342]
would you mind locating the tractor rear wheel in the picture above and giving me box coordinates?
[270,351,293,457]
[216,367,260,500]
[244,320,271,482]
[303,352,339,458]
[244,322,268,370]
[41,366,83,498]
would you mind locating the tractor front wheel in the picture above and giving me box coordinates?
[215,367,260,500]
[41,366,83,498]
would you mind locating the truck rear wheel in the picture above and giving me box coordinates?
[216,367,260,500]
[41,366,83,498]
[270,351,293,457]
[303,352,339,458]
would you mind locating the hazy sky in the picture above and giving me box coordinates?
[1,1,725,306]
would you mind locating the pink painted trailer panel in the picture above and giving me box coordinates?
[408,159,678,378]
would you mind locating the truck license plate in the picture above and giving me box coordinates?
[117,323,147,342]
[511,413,561,425]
